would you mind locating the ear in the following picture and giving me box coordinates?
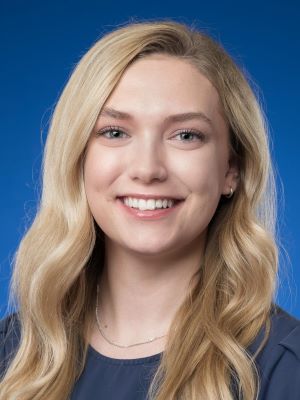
[222,155,240,196]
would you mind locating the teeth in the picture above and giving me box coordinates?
[122,197,176,210]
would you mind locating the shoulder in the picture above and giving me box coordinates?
[0,312,21,379]
[271,304,300,353]
[256,304,300,362]
[249,304,300,399]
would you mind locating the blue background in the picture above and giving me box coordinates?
[0,1,299,318]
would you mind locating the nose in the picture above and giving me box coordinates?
[127,135,168,183]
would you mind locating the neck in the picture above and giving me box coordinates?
[95,235,205,345]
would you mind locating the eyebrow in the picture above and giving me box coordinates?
[98,106,213,127]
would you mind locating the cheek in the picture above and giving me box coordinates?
[174,148,225,196]
[84,146,121,196]
[83,147,121,228]
[176,148,227,231]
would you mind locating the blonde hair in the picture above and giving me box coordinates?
[0,19,278,399]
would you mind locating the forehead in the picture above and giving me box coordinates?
[110,55,217,102]
[101,55,227,132]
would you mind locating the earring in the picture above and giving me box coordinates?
[225,187,234,199]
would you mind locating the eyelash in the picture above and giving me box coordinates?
[96,125,206,142]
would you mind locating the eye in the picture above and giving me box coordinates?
[172,129,206,142]
[96,126,129,139]
[96,126,206,142]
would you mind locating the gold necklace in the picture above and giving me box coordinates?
[95,283,167,348]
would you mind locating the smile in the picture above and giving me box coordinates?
[121,197,177,210]
[116,197,184,220]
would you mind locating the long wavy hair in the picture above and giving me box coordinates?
[0,19,278,399]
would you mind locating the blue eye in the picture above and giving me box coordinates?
[174,130,205,142]
[96,126,205,142]
[96,126,128,139]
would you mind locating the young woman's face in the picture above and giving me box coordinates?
[84,55,237,257]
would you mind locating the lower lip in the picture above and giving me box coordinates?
[116,198,184,220]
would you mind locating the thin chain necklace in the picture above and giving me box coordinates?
[95,283,167,348]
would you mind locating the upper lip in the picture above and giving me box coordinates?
[117,194,185,200]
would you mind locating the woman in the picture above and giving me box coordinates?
[0,19,299,400]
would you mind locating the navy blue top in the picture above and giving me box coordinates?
[1,304,300,399]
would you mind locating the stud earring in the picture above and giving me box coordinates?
[225,187,234,199]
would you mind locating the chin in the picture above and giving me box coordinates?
[122,240,181,258]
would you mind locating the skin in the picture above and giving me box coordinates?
[84,54,239,358]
